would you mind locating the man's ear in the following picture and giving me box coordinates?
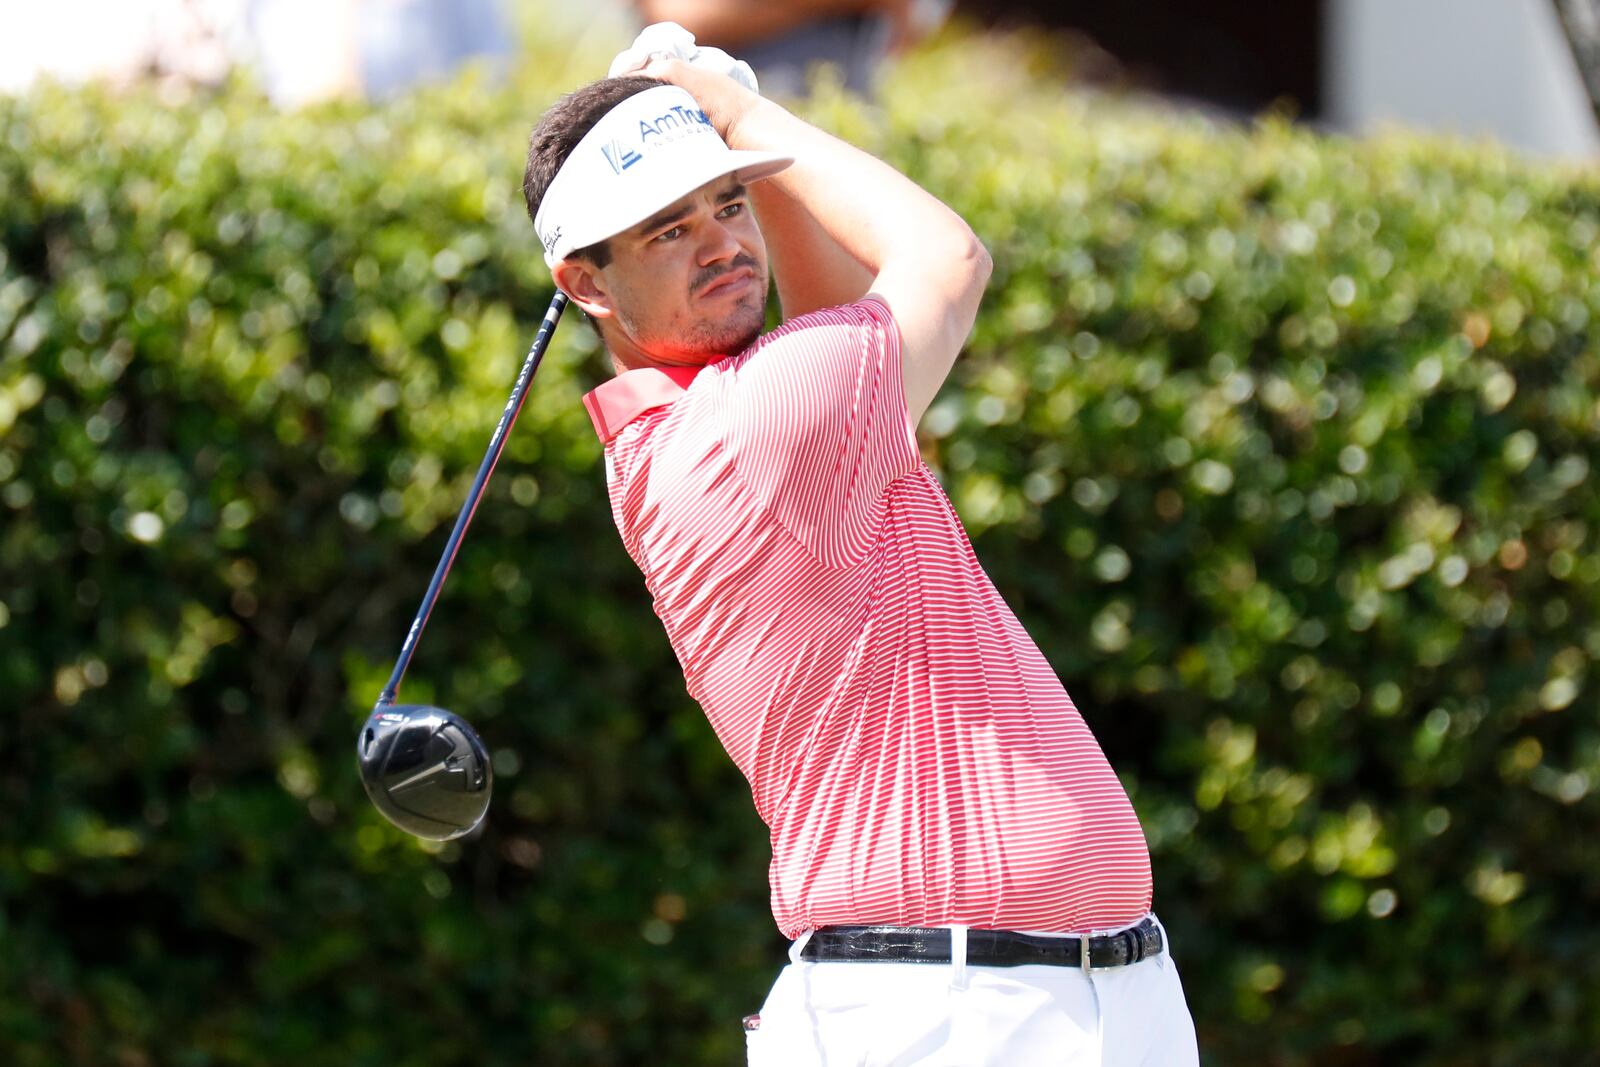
[552,258,614,321]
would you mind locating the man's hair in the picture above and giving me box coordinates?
[522,76,663,268]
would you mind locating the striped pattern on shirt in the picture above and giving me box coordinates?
[589,297,1151,937]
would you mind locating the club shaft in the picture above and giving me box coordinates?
[375,291,568,708]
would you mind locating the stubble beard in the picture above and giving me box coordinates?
[676,294,764,358]
[624,260,768,362]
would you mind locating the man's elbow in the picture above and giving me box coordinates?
[968,235,993,288]
[881,226,990,318]
[951,231,992,305]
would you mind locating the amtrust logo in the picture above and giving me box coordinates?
[597,103,716,175]
[600,139,643,175]
[638,105,713,141]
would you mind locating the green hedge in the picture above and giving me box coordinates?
[3,28,1599,1067]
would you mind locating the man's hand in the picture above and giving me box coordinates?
[607,20,764,137]
[634,56,760,141]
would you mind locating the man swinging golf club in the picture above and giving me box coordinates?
[522,25,1199,1066]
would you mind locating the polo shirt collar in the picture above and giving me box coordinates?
[582,364,705,444]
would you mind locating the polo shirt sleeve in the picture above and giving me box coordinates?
[724,296,921,568]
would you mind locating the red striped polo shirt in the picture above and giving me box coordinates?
[584,297,1151,938]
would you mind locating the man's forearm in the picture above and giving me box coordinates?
[749,176,875,320]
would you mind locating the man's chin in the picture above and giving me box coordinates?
[670,310,765,362]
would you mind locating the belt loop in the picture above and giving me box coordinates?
[949,926,969,991]
[789,929,815,964]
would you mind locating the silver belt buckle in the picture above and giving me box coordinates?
[1080,933,1092,975]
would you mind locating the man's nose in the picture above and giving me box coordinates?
[697,217,742,264]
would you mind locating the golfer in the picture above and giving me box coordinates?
[522,28,1198,1066]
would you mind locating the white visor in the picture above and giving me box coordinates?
[534,85,792,267]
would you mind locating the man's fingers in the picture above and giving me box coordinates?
[643,56,704,92]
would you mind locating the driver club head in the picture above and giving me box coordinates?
[358,704,493,840]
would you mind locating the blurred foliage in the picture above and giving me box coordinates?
[2,20,1599,1067]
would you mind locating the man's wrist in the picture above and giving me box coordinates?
[722,94,790,153]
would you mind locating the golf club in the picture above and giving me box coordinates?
[357,290,568,840]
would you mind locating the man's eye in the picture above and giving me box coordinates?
[655,226,684,242]
[719,202,743,218]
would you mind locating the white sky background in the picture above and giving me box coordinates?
[0,2,155,91]
[0,0,479,105]
[0,0,244,92]
[0,0,634,100]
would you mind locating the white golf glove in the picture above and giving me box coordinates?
[608,21,760,95]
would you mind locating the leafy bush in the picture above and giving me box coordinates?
[2,28,1598,1067]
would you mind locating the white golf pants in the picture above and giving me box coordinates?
[744,920,1199,1067]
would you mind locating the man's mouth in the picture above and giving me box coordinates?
[696,266,756,300]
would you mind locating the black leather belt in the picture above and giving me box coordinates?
[799,916,1163,971]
